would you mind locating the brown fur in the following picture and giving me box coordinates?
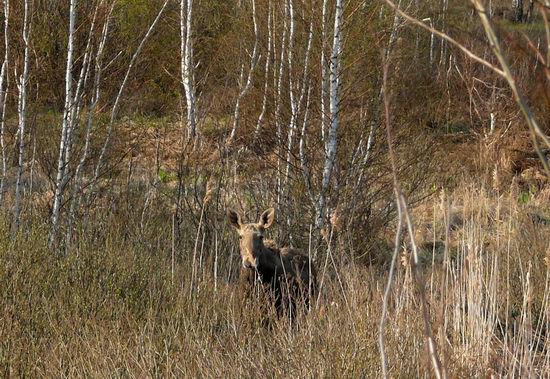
[228,208,317,318]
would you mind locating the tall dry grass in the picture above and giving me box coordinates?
[0,183,548,377]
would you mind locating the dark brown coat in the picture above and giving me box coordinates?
[228,208,317,317]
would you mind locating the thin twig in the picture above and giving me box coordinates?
[470,0,550,178]
[383,0,505,77]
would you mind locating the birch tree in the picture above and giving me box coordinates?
[513,0,523,22]
[0,0,9,205]
[274,1,288,209]
[284,0,296,190]
[320,0,329,147]
[315,0,344,232]
[50,0,115,244]
[51,1,113,244]
[67,2,114,242]
[181,0,197,138]
[50,0,79,244]
[13,0,31,231]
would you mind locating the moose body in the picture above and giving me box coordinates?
[228,208,317,318]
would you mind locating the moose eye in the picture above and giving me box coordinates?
[259,235,263,239]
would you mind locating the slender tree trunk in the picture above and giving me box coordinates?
[0,0,9,205]
[274,1,288,211]
[285,15,314,240]
[284,0,296,188]
[439,0,449,67]
[181,0,197,138]
[513,0,523,22]
[320,0,329,149]
[67,2,113,243]
[13,0,31,232]
[315,0,343,233]
[526,0,534,22]
[50,0,78,245]
[56,1,100,244]
[299,84,314,203]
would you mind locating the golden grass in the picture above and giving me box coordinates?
[0,184,548,377]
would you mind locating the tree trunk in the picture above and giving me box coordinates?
[50,0,78,245]
[181,0,197,139]
[274,1,288,211]
[315,0,344,234]
[513,0,523,22]
[13,0,30,232]
[320,0,329,149]
[0,0,9,206]
[67,2,114,243]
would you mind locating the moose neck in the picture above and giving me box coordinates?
[254,243,280,282]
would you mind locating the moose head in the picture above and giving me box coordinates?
[227,208,275,269]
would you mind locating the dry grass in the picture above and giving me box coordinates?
[0,183,548,377]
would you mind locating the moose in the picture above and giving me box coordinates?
[227,207,317,319]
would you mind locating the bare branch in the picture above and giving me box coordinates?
[383,0,505,77]
[470,0,550,177]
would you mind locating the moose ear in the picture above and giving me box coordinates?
[258,208,275,229]
[227,209,242,230]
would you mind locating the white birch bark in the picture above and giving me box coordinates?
[181,0,197,138]
[439,0,449,66]
[0,0,9,205]
[50,0,78,244]
[67,2,114,242]
[513,0,523,22]
[284,0,296,186]
[275,1,288,209]
[299,83,314,203]
[230,0,259,141]
[418,16,436,65]
[13,0,30,231]
[320,0,329,149]
[315,0,343,231]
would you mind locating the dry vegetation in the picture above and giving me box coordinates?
[0,0,549,377]
[1,183,548,377]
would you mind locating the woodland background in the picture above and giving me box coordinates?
[0,0,549,377]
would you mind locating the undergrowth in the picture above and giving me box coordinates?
[0,185,548,377]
